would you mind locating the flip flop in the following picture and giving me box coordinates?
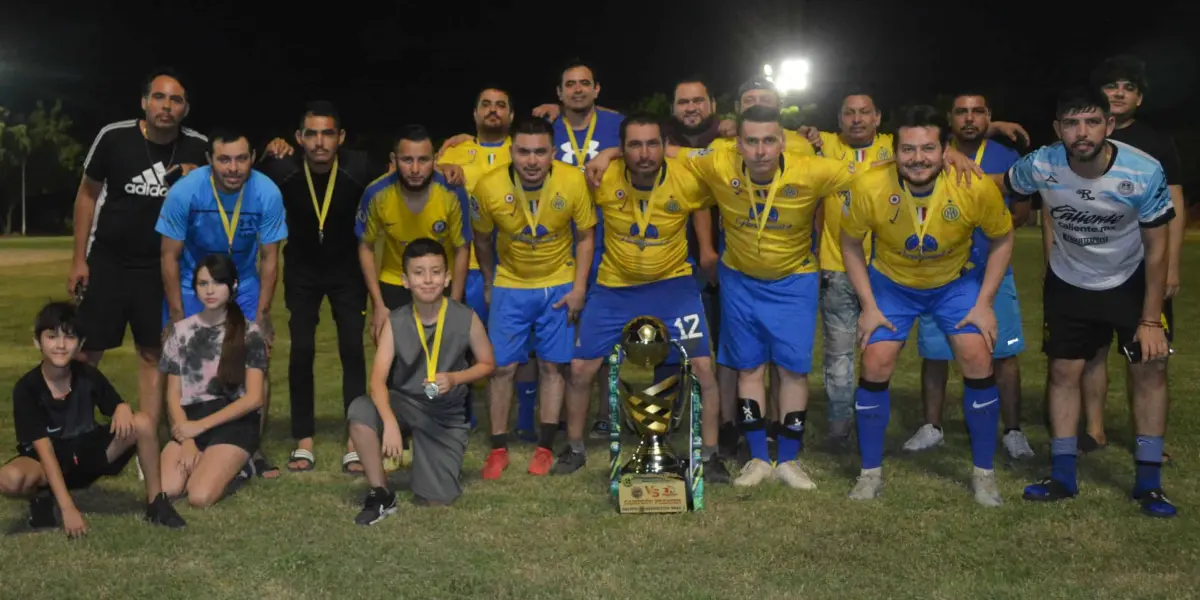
[342,452,364,475]
[287,449,316,472]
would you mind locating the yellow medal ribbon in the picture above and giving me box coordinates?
[900,179,942,255]
[209,175,244,254]
[563,111,597,170]
[414,298,449,397]
[950,138,988,166]
[303,157,339,243]
[744,160,783,241]
[510,171,543,246]
[627,166,664,245]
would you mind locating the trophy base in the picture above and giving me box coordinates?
[617,473,688,514]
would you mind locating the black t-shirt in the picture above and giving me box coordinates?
[83,120,209,269]
[11,362,123,446]
[665,119,722,266]
[258,149,385,269]
[1110,120,1182,185]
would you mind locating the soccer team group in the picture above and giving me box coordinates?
[0,53,1185,535]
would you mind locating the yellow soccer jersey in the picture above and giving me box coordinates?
[678,145,854,280]
[593,157,714,287]
[817,132,895,272]
[470,162,597,289]
[439,137,512,270]
[357,172,469,286]
[842,165,1011,290]
[705,129,817,157]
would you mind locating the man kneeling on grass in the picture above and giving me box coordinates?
[348,238,495,525]
[0,302,185,536]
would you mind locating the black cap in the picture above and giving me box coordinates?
[737,77,778,99]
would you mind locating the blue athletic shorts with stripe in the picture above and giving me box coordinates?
[465,269,488,324]
[488,283,575,366]
[574,276,711,363]
[163,283,259,326]
[717,263,818,374]
[918,271,1024,360]
[867,267,980,346]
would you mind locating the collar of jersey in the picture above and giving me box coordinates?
[626,162,668,191]
[476,137,508,148]
[897,170,937,198]
[741,154,786,185]
[509,165,546,192]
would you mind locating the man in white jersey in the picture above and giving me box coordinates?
[995,87,1176,518]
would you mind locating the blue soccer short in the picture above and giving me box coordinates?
[918,271,1024,360]
[867,267,979,346]
[164,281,259,325]
[574,276,711,363]
[717,263,819,375]
[465,269,488,325]
[488,282,576,366]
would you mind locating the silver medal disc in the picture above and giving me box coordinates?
[424,382,439,399]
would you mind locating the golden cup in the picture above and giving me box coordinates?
[617,316,686,477]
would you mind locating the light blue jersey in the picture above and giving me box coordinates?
[1006,140,1172,291]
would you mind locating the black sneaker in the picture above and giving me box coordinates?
[354,487,398,526]
[703,456,731,485]
[550,447,587,475]
[1022,477,1077,502]
[28,493,56,530]
[145,492,187,529]
[717,422,740,459]
[1133,488,1178,519]
[588,420,611,440]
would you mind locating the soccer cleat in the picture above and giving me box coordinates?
[27,494,56,530]
[1002,430,1035,460]
[481,448,510,480]
[354,487,398,526]
[1022,477,1076,502]
[1133,488,1177,519]
[588,420,610,440]
[733,458,774,487]
[775,460,817,490]
[717,423,741,459]
[849,471,884,500]
[145,492,187,529]
[550,447,587,475]
[902,424,944,452]
[527,447,554,476]
[703,456,731,485]
[972,470,1003,507]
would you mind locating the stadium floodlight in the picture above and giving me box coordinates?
[763,58,810,95]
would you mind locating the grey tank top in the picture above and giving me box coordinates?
[389,300,474,408]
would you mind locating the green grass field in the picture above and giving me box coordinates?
[0,233,1197,599]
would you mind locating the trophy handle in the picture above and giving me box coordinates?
[607,346,622,500]
[670,341,704,512]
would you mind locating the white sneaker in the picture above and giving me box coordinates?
[972,469,1003,507]
[849,470,884,500]
[774,460,817,490]
[733,458,775,487]
[1002,429,1035,460]
[902,424,944,452]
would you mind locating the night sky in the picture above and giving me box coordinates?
[2,0,1198,156]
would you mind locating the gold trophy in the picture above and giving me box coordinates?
[607,316,704,514]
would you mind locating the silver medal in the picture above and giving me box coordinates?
[424,382,439,399]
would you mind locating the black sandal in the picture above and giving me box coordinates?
[253,452,281,479]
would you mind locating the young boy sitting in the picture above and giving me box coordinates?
[0,301,185,536]
[347,238,495,525]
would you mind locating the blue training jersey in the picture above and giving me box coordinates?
[553,108,623,255]
[964,140,1022,275]
[156,166,288,294]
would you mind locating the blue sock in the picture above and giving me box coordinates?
[515,381,537,432]
[1050,437,1078,494]
[745,428,770,463]
[777,411,806,463]
[854,380,891,470]
[737,399,770,463]
[1133,435,1165,495]
[962,376,1000,470]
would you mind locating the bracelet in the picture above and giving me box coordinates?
[1139,319,1163,328]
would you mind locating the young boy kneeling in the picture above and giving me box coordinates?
[0,302,185,536]
[348,238,494,525]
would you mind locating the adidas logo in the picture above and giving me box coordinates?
[125,162,171,197]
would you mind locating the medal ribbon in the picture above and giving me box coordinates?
[415,298,449,385]
[745,161,783,241]
[564,111,598,168]
[210,175,244,254]
[628,166,665,240]
[950,138,988,166]
[900,180,942,255]
[303,157,339,238]
[510,171,543,239]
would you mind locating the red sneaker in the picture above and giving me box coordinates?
[528,447,554,476]
[482,448,509,480]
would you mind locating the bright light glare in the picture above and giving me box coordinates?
[764,58,810,94]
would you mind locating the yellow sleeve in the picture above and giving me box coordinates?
[808,156,857,197]
[469,182,494,235]
[447,192,467,248]
[841,178,874,240]
[572,177,597,230]
[973,177,1013,239]
[784,131,816,156]
[436,137,476,167]
[676,147,721,187]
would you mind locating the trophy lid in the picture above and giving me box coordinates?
[621,316,670,367]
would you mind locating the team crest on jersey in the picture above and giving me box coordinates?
[847,161,857,174]
[552,196,567,211]
[615,189,625,200]
[432,220,447,234]
[665,199,681,214]
[689,148,712,158]
[731,178,742,190]
[504,193,514,204]
[781,185,798,198]
[941,205,961,222]
[468,149,477,156]
[877,147,891,161]
[1117,180,1135,196]
[888,194,900,205]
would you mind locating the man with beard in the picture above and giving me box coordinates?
[840,105,1014,506]
[553,114,729,482]
[997,88,1176,518]
[1074,56,1185,458]
[156,128,288,478]
[470,118,595,480]
[68,68,208,432]
[258,101,385,474]
[903,92,1035,460]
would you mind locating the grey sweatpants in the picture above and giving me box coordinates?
[347,391,469,505]
[820,270,860,423]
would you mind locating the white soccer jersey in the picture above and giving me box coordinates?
[1005,139,1173,290]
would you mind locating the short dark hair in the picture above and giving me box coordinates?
[395,124,432,149]
[208,127,250,154]
[950,91,989,108]
[143,67,189,100]
[673,78,712,101]
[1056,87,1110,120]
[894,105,946,149]
[737,105,782,133]
[511,117,555,142]
[402,238,448,272]
[475,87,512,108]
[1090,55,1148,92]
[300,100,341,130]
[619,113,664,147]
[558,59,596,86]
[35,301,81,340]
[841,88,879,112]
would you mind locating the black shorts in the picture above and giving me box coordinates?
[379,281,450,312]
[77,253,164,352]
[184,402,260,455]
[12,427,135,490]
[1043,265,1145,360]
